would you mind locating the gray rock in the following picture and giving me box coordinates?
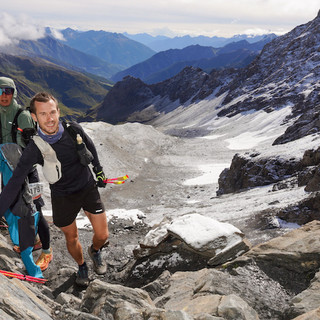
[217,294,259,320]
[289,271,320,317]
[217,153,299,196]
[0,274,53,320]
[80,279,155,318]
[128,214,250,285]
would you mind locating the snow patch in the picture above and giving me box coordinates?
[183,163,230,185]
[167,213,243,251]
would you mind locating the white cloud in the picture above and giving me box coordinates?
[49,28,65,41]
[1,1,319,37]
[0,13,45,47]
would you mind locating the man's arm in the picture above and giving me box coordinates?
[0,143,40,217]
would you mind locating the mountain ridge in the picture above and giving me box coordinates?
[124,32,277,52]
[92,11,320,145]
[111,36,275,84]
[59,28,156,69]
[1,35,121,80]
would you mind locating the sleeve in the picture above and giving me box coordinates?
[16,110,36,148]
[0,143,40,218]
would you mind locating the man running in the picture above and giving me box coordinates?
[0,92,109,286]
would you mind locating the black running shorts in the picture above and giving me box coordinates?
[51,183,105,228]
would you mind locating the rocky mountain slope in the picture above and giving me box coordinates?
[1,115,320,319]
[1,35,121,80]
[93,11,320,145]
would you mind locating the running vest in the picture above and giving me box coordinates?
[32,136,62,184]
[32,121,93,184]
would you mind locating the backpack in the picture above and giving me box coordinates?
[0,143,42,278]
[0,108,23,144]
[11,108,24,144]
[0,108,36,145]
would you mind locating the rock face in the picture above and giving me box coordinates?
[217,145,320,196]
[216,152,300,195]
[215,145,320,231]
[3,218,320,319]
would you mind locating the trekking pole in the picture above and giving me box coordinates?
[0,269,47,284]
[104,175,129,185]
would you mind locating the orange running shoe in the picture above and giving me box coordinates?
[36,248,53,271]
[13,239,42,253]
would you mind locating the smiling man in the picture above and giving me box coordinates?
[0,92,109,286]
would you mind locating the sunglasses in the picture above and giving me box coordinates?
[0,88,14,95]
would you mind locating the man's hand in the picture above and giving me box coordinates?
[21,128,36,145]
[93,166,107,188]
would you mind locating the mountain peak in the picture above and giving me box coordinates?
[95,12,320,145]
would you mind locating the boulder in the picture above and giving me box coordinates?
[154,268,261,320]
[80,279,155,317]
[217,153,299,195]
[226,220,320,298]
[127,214,250,286]
[0,274,54,320]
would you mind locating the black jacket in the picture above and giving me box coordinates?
[0,122,102,218]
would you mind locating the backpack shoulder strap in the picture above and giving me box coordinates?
[62,120,83,142]
[0,116,2,144]
[11,108,24,144]
[32,136,62,184]
[62,121,94,166]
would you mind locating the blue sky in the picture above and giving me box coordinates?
[1,0,319,45]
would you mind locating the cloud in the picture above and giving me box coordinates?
[2,1,319,37]
[49,28,65,41]
[0,13,45,47]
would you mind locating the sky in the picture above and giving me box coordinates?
[0,0,319,47]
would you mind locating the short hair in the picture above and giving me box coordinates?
[29,92,59,114]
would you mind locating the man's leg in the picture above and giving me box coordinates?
[84,211,109,250]
[60,220,84,265]
[85,211,108,274]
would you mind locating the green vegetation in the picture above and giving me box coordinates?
[0,53,110,118]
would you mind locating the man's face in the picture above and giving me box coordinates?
[31,99,60,135]
[0,88,14,107]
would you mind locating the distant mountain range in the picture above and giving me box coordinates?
[58,28,156,69]
[124,32,277,52]
[111,36,276,84]
[0,24,292,121]
[14,36,120,80]
[90,11,320,145]
[2,29,156,80]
